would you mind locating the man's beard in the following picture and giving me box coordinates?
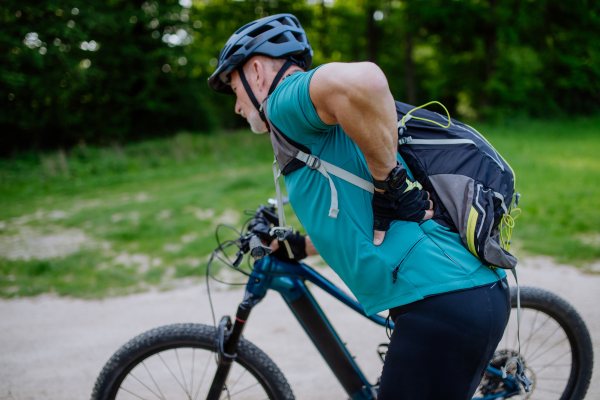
[243,107,268,134]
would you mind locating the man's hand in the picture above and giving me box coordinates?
[266,233,319,260]
[373,186,434,246]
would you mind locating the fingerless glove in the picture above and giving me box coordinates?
[372,178,431,231]
[272,232,308,261]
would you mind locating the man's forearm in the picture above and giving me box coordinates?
[305,236,318,256]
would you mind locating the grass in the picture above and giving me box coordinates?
[476,117,600,264]
[0,131,304,298]
[0,117,599,298]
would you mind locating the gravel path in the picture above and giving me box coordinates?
[1,256,598,400]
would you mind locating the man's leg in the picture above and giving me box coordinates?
[377,279,510,400]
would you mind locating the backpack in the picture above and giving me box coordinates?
[395,101,520,269]
[263,98,520,270]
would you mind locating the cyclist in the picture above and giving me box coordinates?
[208,14,510,400]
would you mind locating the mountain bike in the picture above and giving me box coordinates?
[92,200,594,400]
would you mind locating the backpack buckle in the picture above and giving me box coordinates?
[305,155,321,170]
[399,136,413,145]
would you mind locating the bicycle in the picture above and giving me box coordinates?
[92,200,594,400]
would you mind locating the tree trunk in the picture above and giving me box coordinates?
[405,31,416,104]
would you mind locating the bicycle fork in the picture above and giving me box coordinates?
[206,291,263,400]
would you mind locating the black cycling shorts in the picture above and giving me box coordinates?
[377,278,510,400]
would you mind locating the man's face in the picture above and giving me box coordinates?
[230,69,268,134]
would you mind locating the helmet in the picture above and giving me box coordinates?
[208,14,313,94]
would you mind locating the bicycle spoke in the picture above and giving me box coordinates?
[157,352,190,396]
[228,368,247,393]
[174,349,192,399]
[119,386,151,400]
[220,383,231,400]
[526,325,562,361]
[193,354,213,400]
[521,316,552,358]
[142,361,167,400]
[129,372,165,400]
[535,387,564,395]
[532,349,572,375]
[527,363,571,368]
[229,382,260,398]
[527,336,568,364]
[190,349,195,399]
[536,377,568,381]
[522,310,539,355]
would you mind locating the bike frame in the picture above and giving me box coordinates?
[210,256,520,400]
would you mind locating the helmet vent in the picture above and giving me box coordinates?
[268,33,288,44]
[226,45,242,59]
[248,25,272,38]
[293,32,305,43]
[278,17,293,26]
[245,34,264,50]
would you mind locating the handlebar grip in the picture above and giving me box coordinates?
[249,235,273,260]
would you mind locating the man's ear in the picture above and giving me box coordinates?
[251,59,266,91]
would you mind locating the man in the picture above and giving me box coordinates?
[208,14,509,400]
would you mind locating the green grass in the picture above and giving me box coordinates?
[472,116,600,264]
[0,131,304,298]
[1,117,599,298]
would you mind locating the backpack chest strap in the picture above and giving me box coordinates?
[296,151,374,219]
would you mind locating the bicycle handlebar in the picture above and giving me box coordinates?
[249,235,272,260]
[228,202,282,266]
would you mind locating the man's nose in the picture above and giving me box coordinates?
[234,99,242,115]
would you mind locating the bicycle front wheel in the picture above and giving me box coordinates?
[475,286,593,400]
[92,323,294,400]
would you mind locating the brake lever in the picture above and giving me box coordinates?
[232,251,244,268]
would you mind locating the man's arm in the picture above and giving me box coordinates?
[309,62,433,245]
[309,62,397,181]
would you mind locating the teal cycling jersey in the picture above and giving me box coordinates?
[267,67,504,316]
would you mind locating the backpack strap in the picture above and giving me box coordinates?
[263,97,375,219]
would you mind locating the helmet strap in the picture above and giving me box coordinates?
[268,59,294,94]
[238,59,295,123]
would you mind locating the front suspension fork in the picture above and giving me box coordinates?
[206,291,262,400]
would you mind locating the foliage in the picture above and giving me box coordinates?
[1,0,216,154]
[1,118,599,298]
[1,0,599,155]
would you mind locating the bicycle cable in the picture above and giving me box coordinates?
[205,222,260,329]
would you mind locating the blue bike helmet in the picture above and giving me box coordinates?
[208,14,313,95]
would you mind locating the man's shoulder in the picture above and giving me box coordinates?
[270,67,318,103]
[267,67,333,145]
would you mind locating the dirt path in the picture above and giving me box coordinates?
[1,256,598,400]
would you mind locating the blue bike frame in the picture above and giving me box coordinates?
[236,256,520,400]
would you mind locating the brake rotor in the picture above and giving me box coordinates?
[479,349,536,399]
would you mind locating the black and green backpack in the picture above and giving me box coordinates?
[395,101,520,269]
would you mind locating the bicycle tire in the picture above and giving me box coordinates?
[91,323,295,400]
[476,286,593,400]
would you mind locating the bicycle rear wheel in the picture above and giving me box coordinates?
[475,286,593,400]
[92,323,294,400]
